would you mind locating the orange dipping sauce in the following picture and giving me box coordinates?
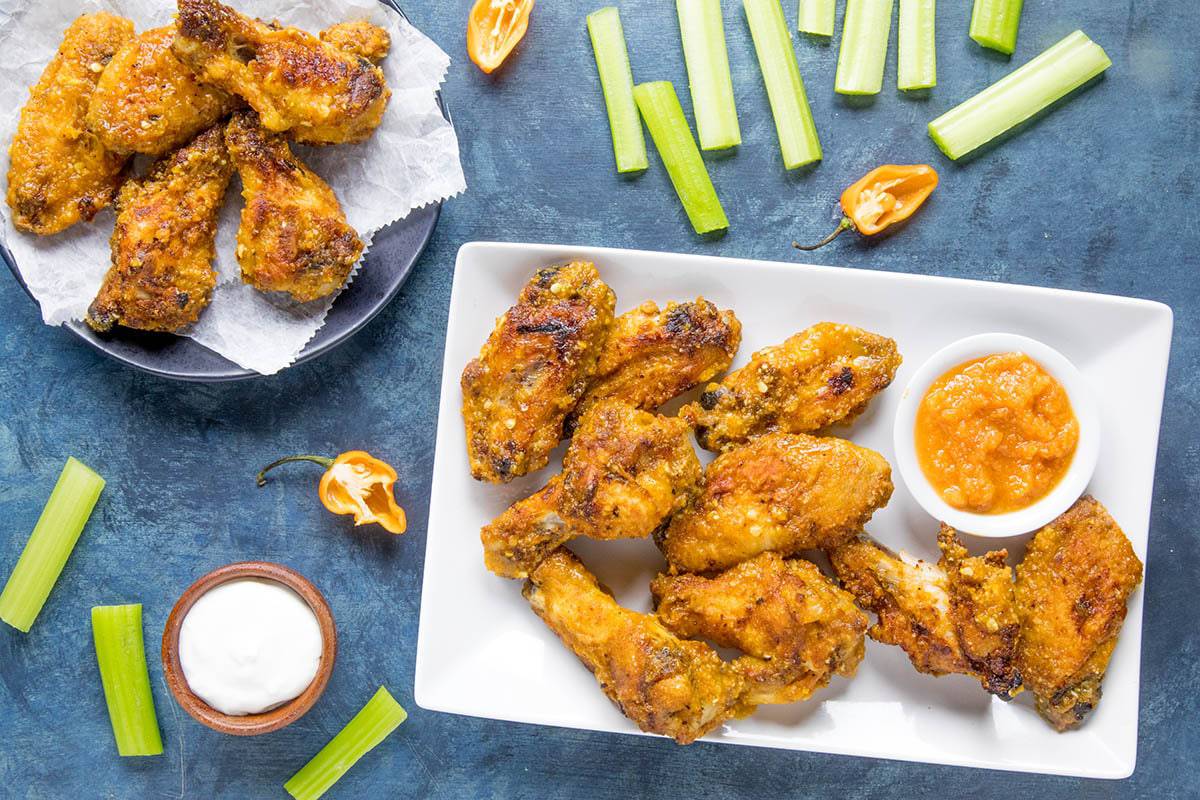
[914,352,1079,514]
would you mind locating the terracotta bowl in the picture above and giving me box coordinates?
[161,561,337,736]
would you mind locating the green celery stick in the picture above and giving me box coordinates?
[92,604,163,757]
[0,457,104,632]
[587,7,648,173]
[632,81,729,234]
[743,0,823,169]
[836,0,895,95]
[676,0,741,150]
[928,30,1111,160]
[970,0,1023,55]
[798,0,836,37]
[898,0,936,90]
[285,687,408,800]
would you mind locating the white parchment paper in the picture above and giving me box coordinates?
[0,0,465,374]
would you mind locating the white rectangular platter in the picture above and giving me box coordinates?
[415,242,1173,778]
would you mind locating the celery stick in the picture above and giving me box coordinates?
[970,0,1023,55]
[835,0,895,95]
[898,0,936,90]
[676,0,741,150]
[0,457,104,632]
[284,687,408,800]
[797,0,835,37]
[587,7,648,174]
[92,604,163,757]
[743,0,823,169]
[928,30,1111,160]
[632,81,729,234]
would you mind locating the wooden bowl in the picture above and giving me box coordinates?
[161,561,337,736]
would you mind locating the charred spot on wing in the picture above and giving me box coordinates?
[698,387,725,410]
[175,292,191,309]
[827,367,854,396]
[665,303,698,336]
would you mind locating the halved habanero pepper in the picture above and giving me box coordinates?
[794,164,939,251]
[467,0,535,75]
[257,450,407,534]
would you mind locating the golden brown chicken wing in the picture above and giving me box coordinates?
[682,322,901,453]
[524,548,751,743]
[87,126,233,333]
[658,432,893,573]
[173,0,390,145]
[7,12,133,235]
[1015,496,1143,731]
[320,20,391,63]
[653,552,867,705]
[225,110,363,302]
[461,262,616,483]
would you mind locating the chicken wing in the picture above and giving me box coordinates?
[653,552,867,705]
[1015,496,1143,731]
[658,432,893,573]
[462,262,616,483]
[564,298,741,436]
[524,548,750,743]
[7,12,133,235]
[482,401,701,579]
[173,0,390,145]
[682,322,901,453]
[87,126,233,333]
[225,110,363,302]
[320,20,391,63]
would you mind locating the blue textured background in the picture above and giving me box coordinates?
[1,0,1196,797]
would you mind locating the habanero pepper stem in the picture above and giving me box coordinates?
[257,451,407,535]
[794,164,938,252]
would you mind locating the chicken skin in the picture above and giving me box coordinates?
[87,126,233,333]
[462,262,616,483]
[653,552,867,705]
[1015,496,1143,731]
[225,110,363,302]
[7,12,133,235]
[682,322,901,453]
[482,401,702,579]
[320,20,391,63]
[829,527,1022,699]
[173,0,390,145]
[658,432,893,574]
[524,549,750,744]
[564,298,742,436]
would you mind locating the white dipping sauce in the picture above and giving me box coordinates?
[179,578,322,716]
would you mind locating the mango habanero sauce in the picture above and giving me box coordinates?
[914,352,1079,514]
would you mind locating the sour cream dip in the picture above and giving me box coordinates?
[178,578,323,716]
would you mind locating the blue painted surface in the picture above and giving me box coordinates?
[1,0,1196,797]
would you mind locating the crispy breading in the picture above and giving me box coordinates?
[320,19,391,63]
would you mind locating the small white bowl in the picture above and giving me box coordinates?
[893,333,1101,538]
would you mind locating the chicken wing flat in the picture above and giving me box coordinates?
[320,20,391,63]
[658,432,893,573]
[653,552,867,705]
[681,322,901,453]
[524,549,750,743]
[482,401,701,579]
[225,110,363,302]
[564,298,742,436]
[7,12,133,235]
[173,0,390,145]
[1015,496,1143,731]
[462,262,616,483]
[87,126,233,333]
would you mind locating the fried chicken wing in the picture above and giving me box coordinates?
[658,432,893,573]
[87,126,233,333]
[462,262,616,483]
[1015,496,1143,731]
[320,20,391,63]
[682,322,901,453]
[524,549,750,743]
[173,0,390,145]
[653,552,867,705]
[225,110,363,302]
[7,12,133,234]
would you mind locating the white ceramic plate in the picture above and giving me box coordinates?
[415,242,1173,779]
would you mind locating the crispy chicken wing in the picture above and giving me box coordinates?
[682,322,901,453]
[7,12,133,234]
[524,549,751,743]
[1015,496,1143,731]
[173,0,390,145]
[462,262,616,483]
[658,432,893,573]
[320,20,391,63]
[87,126,233,333]
[653,552,867,705]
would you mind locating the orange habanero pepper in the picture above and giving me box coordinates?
[467,0,534,75]
[257,451,407,534]
[794,164,939,251]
